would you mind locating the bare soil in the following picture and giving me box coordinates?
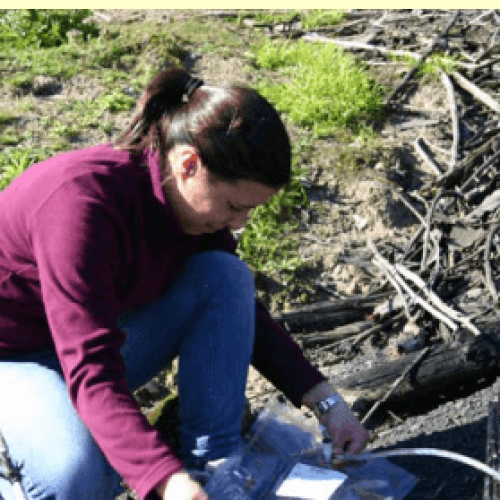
[3,9,495,499]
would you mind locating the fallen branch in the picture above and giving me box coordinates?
[93,11,112,22]
[300,320,375,348]
[361,346,430,426]
[439,69,460,169]
[435,134,500,189]
[421,190,464,272]
[484,224,500,303]
[314,312,405,354]
[384,10,460,107]
[470,9,496,25]
[394,119,441,131]
[452,70,500,114]
[301,34,422,60]
[414,137,445,176]
[395,263,482,336]
[368,239,459,331]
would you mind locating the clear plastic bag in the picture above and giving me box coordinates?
[204,396,418,500]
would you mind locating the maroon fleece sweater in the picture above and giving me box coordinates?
[0,143,326,499]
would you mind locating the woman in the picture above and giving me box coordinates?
[0,68,368,500]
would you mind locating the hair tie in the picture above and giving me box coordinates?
[185,77,204,99]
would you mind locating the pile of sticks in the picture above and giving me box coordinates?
[271,9,500,425]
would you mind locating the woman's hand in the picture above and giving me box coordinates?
[301,381,369,456]
[156,470,209,500]
[319,399,369,456]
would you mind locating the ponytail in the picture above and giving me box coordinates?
[115,68,291,189]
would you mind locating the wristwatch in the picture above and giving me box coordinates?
[314,394,343,418]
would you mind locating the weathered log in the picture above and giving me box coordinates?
[273,293,390,333]
[335,336,500,412]
[361,347,431,426]
[300,320,375,348]
[484,398,500,500]
[277,309,367,334]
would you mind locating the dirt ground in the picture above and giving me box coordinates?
[4,9,495,499]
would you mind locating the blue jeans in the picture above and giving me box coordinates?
[0,251,256,499]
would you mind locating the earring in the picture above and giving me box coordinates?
[182,160,196,180]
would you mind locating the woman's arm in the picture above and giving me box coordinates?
[301,379,339,409]
[301,380,369,455]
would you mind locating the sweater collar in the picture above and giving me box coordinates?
[141,147,186,236]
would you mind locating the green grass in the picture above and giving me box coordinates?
[0,10,389,279]
[251,10,301,24]
[254,39,385,138]
[250,10,344,28]
[0,9,99,49]
[237,133,313,276]
[301,10,345,28]
[0,111,17,125]
[389,51,460,78]
[0,132,22,146]
[0,146,54,190]
[420,53,460,77]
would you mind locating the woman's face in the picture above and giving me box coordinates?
[164,145,279,235]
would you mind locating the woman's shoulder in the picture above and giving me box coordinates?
[54,143,140,166]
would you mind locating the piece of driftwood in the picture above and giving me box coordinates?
[484,398,500,500]
[277,309,366,334]
[336,336,500,410]
[369,239,459,331]
[414,137,445,176]
[484,224,500,302]
[300,320,375,348]
[393,119,441,131]
[273,293,392,333]
[435,136,500,189]
[312,311,405,356]
[395,263,482,336]
[452,70,500,114]
[439,69,460,169]
[301,33,422,60]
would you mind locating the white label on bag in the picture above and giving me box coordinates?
[275,463,347,500]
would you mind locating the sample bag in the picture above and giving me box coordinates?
[204,396,418,500]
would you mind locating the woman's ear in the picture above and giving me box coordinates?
[177,146,201,180]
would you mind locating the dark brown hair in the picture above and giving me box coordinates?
[115,68,291,189]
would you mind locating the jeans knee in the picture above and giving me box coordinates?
[49,433,119,498]
[192,251,255,294]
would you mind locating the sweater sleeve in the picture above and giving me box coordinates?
[30,177,183,500]
[200,230,327,408]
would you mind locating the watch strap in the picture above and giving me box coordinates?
[314,394,343,418]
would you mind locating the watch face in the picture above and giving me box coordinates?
[318,401,329,414]
[317,396,340,415]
